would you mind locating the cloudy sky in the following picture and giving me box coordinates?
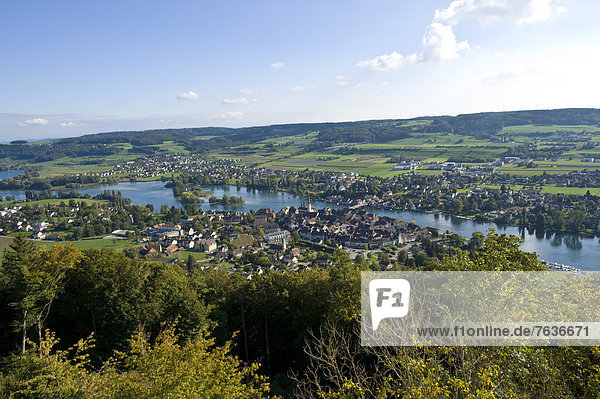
[1,0,599,141]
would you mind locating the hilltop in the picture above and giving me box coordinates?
[3,108,600,178]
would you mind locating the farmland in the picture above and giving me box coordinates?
[4,109,600,195]
[209,125,600,180]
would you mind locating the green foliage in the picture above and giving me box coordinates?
[1,242,83,354]
[437,229,543,271]
[0,232,597,398]
[0,324,271,398]
[51,249,208,357]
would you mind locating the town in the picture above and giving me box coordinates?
[5,153,600,233]
[0,189,446,274]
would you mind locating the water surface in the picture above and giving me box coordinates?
[1,181,598,270]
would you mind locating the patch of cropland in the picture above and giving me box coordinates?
[4,108,600,178]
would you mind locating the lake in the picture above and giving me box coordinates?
[0,170,24,181]
[1,180,599,270]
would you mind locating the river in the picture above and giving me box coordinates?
[0,170,24,181]
[0,180,598,270]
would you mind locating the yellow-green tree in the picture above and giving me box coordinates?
[3,242,82,353]
[1,324,272,399]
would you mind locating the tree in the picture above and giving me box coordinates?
[290,230,301,244]
[467,232,485,250]
[377,252,391,265]
[2,235,36,283]
[568,210,585,231]
[1,236,36,354]
[440,230,542,271]
[354,253,366,266]
[187,254,196,271]
[0,324,271,398]
[536,213,546,232]
[4,244,83,353]
[52,249,208,356]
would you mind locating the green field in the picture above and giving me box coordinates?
[213,131,509,177]
[501,124,600,134]
[480,184,600,196]
[9,122,600,192]
[0,198,106,208]
[0,236,15,252]
[39,237,142,250]
[207,124,600,180]
[17,138,192,178]
[166,250,211,260]
[0,236,142,260]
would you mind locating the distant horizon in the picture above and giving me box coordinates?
[5,106,600,143]
[3,1,599,140]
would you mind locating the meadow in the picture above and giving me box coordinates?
[8,122,600,194]
[215,126,600,179]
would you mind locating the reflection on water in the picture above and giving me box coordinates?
[563,235,583,250]
[0,171,24,181]
[1,181,599,270]
[550,234,563,247]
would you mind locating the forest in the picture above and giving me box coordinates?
[2,232,600,398]
[4,108,600,165]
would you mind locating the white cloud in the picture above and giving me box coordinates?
[60,121,77,127]
[358,0,563,71]
[460,44,600,113]
[355,82,368,88]
[358,23,468,70]
[291,86,304,92]
[479,69,529,85]
[335,76,351,85]
[421,23,470,62]
[271,62,285,69]
[212,112,244,119]
[222,97,257,105]
[176,90,200,100]
[18,118,49,126]
[434,0,566,25]
[358,51,411,71]
[239,87,269,95]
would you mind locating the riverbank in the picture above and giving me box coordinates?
[0,181,598,270]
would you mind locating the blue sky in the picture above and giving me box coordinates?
[2,0,599,140]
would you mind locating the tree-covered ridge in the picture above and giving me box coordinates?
[4,231,600,398]
[4,108,600,164]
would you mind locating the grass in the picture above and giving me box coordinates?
[231,234,254,247]
[148,140,190,154]
[496,160,600,175]
[225,129,517,178]
[0,198,106,208]
[10,122,600,186]
[0,235,141,261]
[16,139,194,178]
[166,250,211,260]
[479,184,600,195]
[501,124,600,134]
[39,238,141,250]
[0,236,14,251]
[539,186,600,195]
